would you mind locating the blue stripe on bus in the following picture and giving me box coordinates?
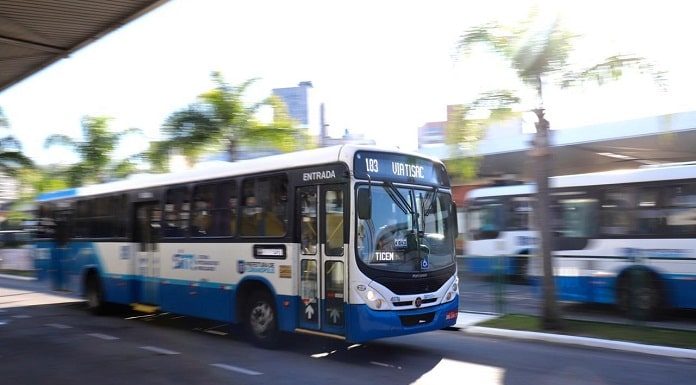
[36,188,79,201]
[549,273,696,308]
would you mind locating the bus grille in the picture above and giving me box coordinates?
[400,312,435,327]
[377,275,450,295]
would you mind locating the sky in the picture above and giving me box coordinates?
[1,0,695,166]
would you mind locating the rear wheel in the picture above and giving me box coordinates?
[85,274,106,315]
[246,291,280,348]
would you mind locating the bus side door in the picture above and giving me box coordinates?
[297,184,347,335]
[133,202,160,305]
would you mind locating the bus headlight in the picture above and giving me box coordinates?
[357,288,388,310]
[443,277,459,303]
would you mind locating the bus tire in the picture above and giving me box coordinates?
[512,255,529,284]
[246,290,280,348]
[617,271,663,321]
[85,273,107,315]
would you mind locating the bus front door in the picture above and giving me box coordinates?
[133,202,160,305]
[297,184,347,336]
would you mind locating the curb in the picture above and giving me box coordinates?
[462,326,696,360]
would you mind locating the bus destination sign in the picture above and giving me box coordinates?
[353,151,448,186]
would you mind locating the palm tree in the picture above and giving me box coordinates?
[445,91,521,182]
[455,11,664,329]
[44,116,142,186]
[149,72,308,170]
[0,107,34,176]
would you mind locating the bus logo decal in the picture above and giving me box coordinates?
[238,261,276,274]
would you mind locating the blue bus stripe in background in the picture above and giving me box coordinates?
[36,188,79,201]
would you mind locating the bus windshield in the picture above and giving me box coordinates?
[356,184,454,273]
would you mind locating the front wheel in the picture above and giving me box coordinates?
[246,291,280,348]
[617,272,663,321]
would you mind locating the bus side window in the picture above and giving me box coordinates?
[192,184,214,236]
[325,188,345,256]
[636,187,664,235]
[666,184,696,236]
[241,175,287,237]
[164,187,189,238]
[299,188,318,255]
[600,190,634,236]
[212,180,236,236]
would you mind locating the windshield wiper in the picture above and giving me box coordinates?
[384,182,414,217]
[422,187,437,217]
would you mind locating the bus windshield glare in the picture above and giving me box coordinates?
[356,184,454,272]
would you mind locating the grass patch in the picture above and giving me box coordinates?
[479,314,696,350]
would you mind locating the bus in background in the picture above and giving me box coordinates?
[465,164,696,319]
[464,182,535,281]
[34,145,459,345]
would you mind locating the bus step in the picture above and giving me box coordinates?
[131,303,160,313]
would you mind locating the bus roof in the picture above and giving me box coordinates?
[466,163,696,200]
[36,144,446,202]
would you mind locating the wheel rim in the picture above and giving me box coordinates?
[633,286,656,312]
[250,301,274,337]
[87,281,100,309]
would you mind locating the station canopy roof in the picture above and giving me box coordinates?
[0,0,168,93]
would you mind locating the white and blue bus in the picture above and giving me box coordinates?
[465,164,696,318]
[34,145,459,345]
[463,182,536,280]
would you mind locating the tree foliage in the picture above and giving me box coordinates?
[445,91,520,181]
[150,72,308,170]
[0,107,34,177]
[44,116,142,186]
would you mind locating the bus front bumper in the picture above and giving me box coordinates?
[346,295,459,343]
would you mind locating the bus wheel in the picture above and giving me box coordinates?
[246,291,279,348]
[617,273,662,321]
[85,274,106,315]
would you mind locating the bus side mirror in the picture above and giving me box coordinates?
[357,189,372,220]
[451,202,458,233]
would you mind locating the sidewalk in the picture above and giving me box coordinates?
[454,311,696,360]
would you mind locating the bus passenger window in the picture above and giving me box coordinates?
[300,189,317,255]
[192,185,214,236]
[600,190,633,236]
[666,184,696,236]
[325,189,344,256]
[164,187,189,237]
[241,176,287,237]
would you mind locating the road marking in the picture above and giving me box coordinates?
[139,346,180,355]
[205,330,228,336]
[370,361,402,369]
[87,333,120,340]
[210,363,262,376]
[46,323,73,329]
[12,315,31,319]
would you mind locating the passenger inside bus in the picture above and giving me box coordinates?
[241,196,284,236]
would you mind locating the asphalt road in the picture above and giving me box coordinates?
[1,282,694,385]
